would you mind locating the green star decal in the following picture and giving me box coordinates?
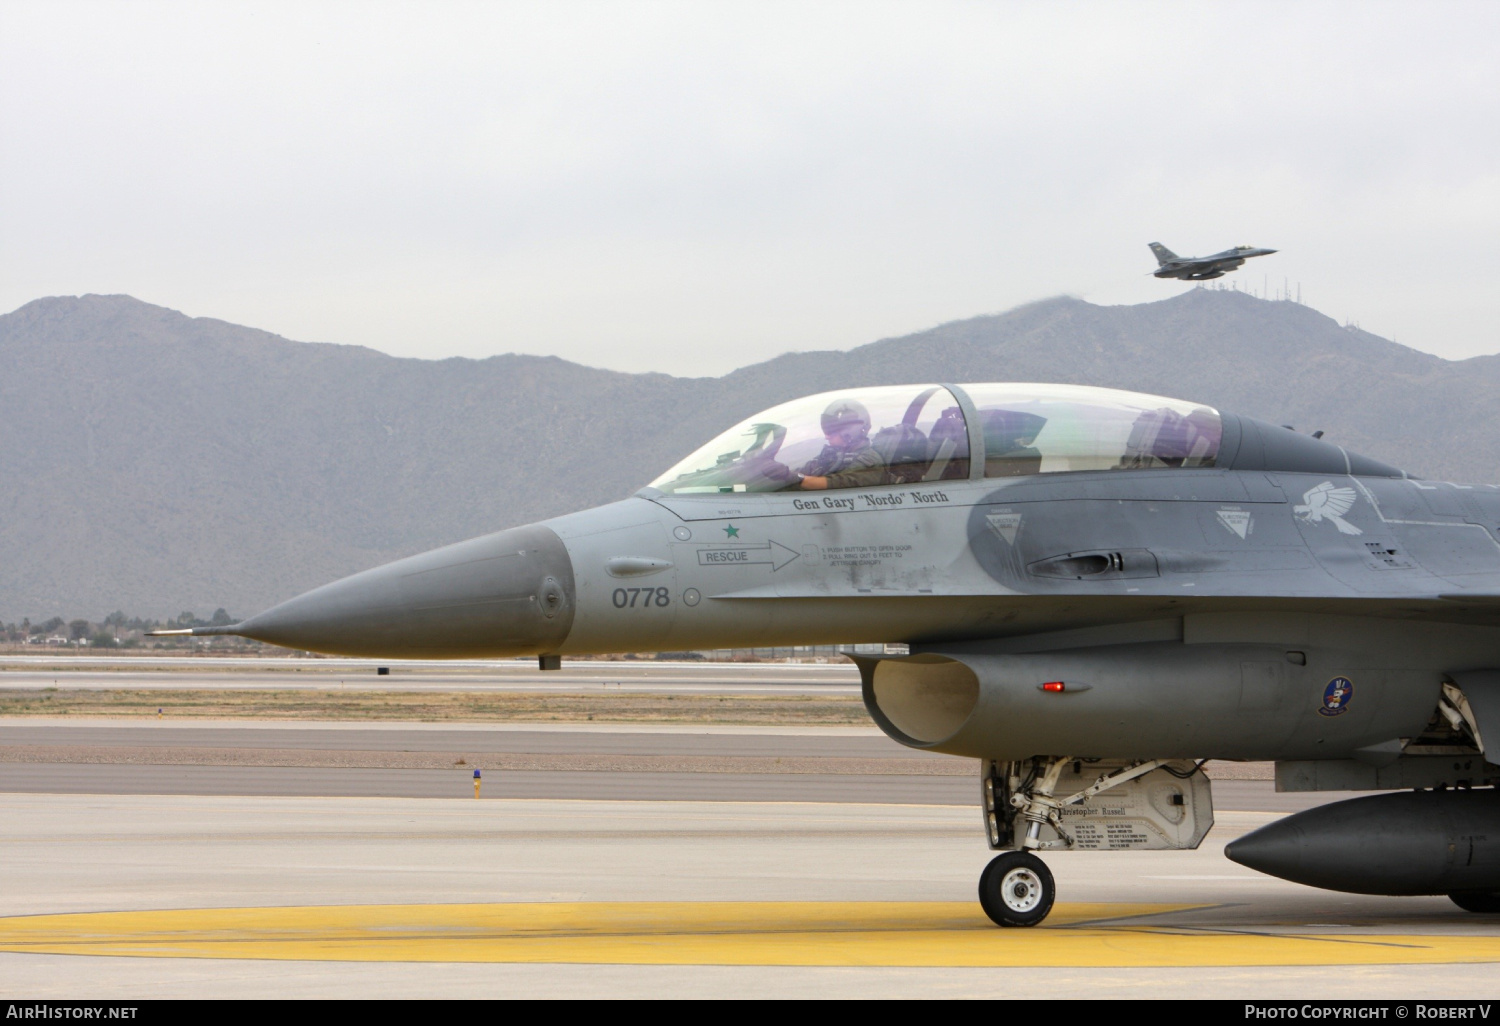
[723,524,740,538]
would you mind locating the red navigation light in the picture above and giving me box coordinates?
[1041,681,1066,693]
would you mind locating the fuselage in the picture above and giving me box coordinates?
[1153,246,1277,280]
[220,382,1500,767]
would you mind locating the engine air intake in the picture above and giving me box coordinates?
[865,655,980,744]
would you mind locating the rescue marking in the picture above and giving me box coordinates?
[697,542,800,571]
[821,544,911,568]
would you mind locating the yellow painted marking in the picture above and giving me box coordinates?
[1,902,1498,967]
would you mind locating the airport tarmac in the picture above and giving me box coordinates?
[0,718,1341,810]
[0,661,1495,999]
[4,793,1500,999]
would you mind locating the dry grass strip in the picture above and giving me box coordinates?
[0,689,868,725]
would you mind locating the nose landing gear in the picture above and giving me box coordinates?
[977,756,1185,928]
[978,851,1055,927]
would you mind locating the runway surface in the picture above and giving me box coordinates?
[3,793,1498,998]
[0,719,1338,809]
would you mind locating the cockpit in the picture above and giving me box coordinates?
[648,383,1223,495]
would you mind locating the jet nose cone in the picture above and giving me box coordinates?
[236,524,575,658]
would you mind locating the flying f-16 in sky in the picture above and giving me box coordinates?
[156,381,1500,927]
[1149,241,1277,280]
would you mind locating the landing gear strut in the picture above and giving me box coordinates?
[978,755,1178,927]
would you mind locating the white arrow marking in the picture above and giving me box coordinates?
[697,541,801,572]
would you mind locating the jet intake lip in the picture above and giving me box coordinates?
[858,654,981,747]
[233,523,576,658]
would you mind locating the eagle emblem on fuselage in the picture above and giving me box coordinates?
[1294,481,1363,536]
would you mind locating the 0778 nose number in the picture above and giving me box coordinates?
[612,587,671,609]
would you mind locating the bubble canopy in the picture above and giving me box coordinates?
[648,383,1222,496]
[965,383,1220,477]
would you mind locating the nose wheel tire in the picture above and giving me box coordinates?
[979,851,1055,927]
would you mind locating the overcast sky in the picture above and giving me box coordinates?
[2,1,1495,375]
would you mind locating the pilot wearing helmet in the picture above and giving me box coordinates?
[797,399,886,490]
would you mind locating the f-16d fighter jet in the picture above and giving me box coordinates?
[155,382,1500,926]
[1149,241,1276,280]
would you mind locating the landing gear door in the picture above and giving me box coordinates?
[984,759,1214,851]
[1449,671,1500,765]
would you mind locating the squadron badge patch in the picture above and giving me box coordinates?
[1318,676,1354,717]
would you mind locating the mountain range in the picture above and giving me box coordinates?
[2,289,1496,621]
